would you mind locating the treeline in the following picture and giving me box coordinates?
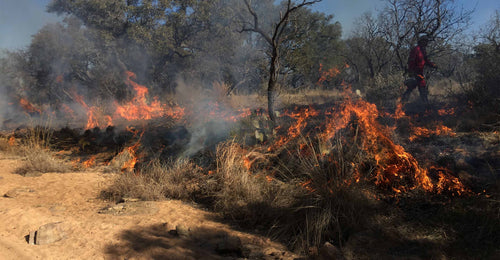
[0,0,498,113]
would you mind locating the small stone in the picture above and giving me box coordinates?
[255,130,265,143]
[175,224,190,237]
[112,204,124,211]
[28,230,36,245]
[3,187,34,198]
[319,242,345,260]
[35,222,66,245]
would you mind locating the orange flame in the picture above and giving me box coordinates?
[318,64,341,85]
[276,88,467,195]
[19,98,41,114]
[438,108,455,116]
[114,71,185,121]
[118,127,144,172]
[71,90,101,129]
[270,106,319,151]
[409,125,456,141]
[82,156,96,168]
[8,136,15,146]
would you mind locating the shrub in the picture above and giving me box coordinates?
[365,72,405,109]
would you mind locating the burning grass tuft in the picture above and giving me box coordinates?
[211,141,298,228]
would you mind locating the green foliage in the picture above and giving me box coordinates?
[461,11,500,117]
[469,44,500,109]
[282,9,344,87]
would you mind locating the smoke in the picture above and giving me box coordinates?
[0,0,272,159]
[174,78,240,157]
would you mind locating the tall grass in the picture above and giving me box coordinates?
[15,115,71,175]
[269,134,376,250]
[211,142,297,227]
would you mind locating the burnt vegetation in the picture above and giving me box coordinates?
[0,0,499,259]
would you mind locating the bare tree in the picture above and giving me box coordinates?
[345,12,393,80]
[481,10,500,51]
[239,0,321,124]
[380,0,473,70]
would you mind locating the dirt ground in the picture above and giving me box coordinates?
[0,152,298,260]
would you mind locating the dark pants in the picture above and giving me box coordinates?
[402,73,428,103]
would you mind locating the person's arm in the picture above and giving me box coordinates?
[423,50,437,68]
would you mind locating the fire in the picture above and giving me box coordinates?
[394,102,406,119]
[19,98,41,114]
[409,125,456,141]
[317,63,350,85]
[71,90,103,129]
[117,127,144,172]
[61,104,76,120]
[438,107,455,116]
[82,156,96,168]
[114,71,185,121]
[8,136,15,146]
[318,64,341,85]
[265,88,467,195]
[270,106,319,151]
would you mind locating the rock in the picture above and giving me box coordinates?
[319,242,345,260]
[215,235,242,256]
[255,130,265,143]
[175,224,190,237]
[3,187,34,198]
[98,202,158,216]
[34,222,67,245]
[28,230,36,245]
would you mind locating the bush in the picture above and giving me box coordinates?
[365,72,405,109]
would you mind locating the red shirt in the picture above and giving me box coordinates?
[408,45,431,75]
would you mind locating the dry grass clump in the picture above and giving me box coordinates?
[15,146,71,176]
[15,124,72,176]
[207,135,377,252]
[101,158,207,202]
[269,135,377,250]
[211,142,298,227]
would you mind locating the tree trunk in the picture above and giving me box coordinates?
[267,47,279,125]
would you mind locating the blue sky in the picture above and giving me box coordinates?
[1,0,499,50]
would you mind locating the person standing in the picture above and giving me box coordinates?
[402,34,437,103]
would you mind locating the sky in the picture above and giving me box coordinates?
[0,0,499,51]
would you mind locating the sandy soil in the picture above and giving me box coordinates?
[0,152,298,260]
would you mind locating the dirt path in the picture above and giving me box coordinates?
[0,152,297,260]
